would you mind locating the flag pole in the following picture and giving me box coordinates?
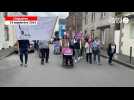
[51,16,58,40]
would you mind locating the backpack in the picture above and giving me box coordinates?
[92,41,99,51]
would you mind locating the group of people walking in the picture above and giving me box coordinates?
[61,36,102,65]
[60,33,116,65]
[84,36,116,65]
[17,31,50,67]
[17,30,116,67]
[85,37,101,64]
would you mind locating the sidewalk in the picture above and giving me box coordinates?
[100,50,134,69]
[0,48,15,60]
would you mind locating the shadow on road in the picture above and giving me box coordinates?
[61,65,74,69]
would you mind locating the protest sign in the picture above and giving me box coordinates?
[15,17,57,40]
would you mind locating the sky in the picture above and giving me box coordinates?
[28,12,68,18]
[28,12,68,31]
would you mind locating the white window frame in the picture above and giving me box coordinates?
[101,29,106,45]
[91,12,95,22]
[4,25,9,41]
[85,12,88,24]
[100,12,106,19]
[93,12,95,22]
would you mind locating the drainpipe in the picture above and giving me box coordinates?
[130,46,132,64]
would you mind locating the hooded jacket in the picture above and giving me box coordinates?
[107,43,116,56]
[38,40,49,49]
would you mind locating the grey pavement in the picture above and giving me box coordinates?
[101,50,134,68]
[0,48,15,60]
[0,48,134,87]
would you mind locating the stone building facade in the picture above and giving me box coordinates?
[82,12,115,50]
[0,12,27,49]
[66,12,83,38]
[82,12,134,59]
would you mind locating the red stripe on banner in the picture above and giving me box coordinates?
[5,16,37,21]
[5,16,14,20]
[27,16,37,20]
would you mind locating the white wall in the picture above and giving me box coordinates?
[0,12,6,49]
[7,12,21,47]
[121,22,134,57]
[0,12,24,49]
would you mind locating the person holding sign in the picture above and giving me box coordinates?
[18,31,30,67]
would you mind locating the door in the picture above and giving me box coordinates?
[114,30,120,54]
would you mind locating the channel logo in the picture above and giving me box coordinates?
[109,17,129,24]
[4,16,38,25]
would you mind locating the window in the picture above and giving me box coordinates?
[100,12,106,19]
[91,12,93,22]
[4,12,8,17]
[115,23,120,30]
[4,25,9,41]
[85,14,86,24]
[130,23,134,39]
[85,12,88,24]
[3,12,9,41]
[93,12,95,21]
[101,29,106,45]
[91,12,95,22]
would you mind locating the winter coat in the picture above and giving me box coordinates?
[107,43,116,56]
[38,40,49,49]
[18,40,30,51]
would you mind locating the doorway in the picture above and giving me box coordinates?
[114,30,120,54]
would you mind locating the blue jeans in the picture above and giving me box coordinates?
[93,50,100,64]
[74,49,80,61]
[19,49,28,64]
[108,54,113,64]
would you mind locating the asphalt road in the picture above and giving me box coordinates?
[0,48,134,87]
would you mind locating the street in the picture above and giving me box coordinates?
[0,47,134,87]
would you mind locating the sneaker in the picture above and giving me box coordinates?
[41,61,44,65]
[24,64,27,67]
[46,61,49,63]
[75,60,77,63]
[20,63,23,66]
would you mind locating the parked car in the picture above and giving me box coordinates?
[14,40,35,53]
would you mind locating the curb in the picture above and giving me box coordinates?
[101,54,134,69]
[0,48,15,60]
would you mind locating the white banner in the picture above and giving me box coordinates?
[15,17,57,40]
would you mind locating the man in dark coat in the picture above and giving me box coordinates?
[18,31,30,67]
[107,42,116,65]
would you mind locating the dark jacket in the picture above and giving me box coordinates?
[74,41,80,49]
[107,43,116,56]
[18,40,30,51]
